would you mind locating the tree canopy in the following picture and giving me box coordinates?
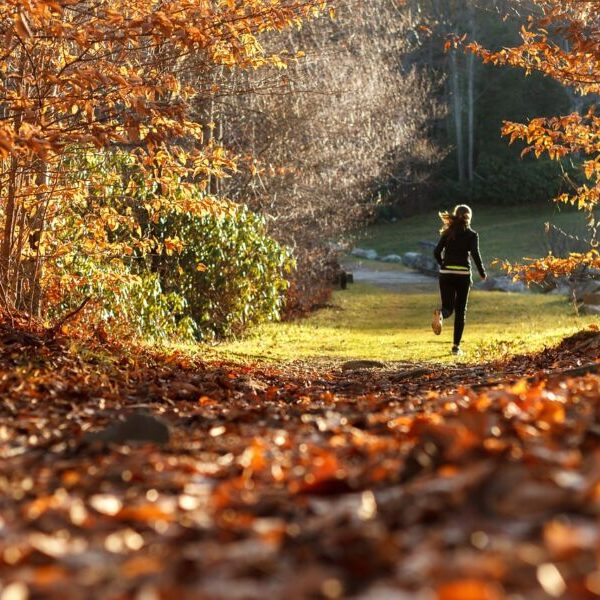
[0,0,328,316]
[468,0,600,280]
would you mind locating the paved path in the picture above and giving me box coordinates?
[347,262,436,289]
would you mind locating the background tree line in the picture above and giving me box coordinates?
[380,0,585,216]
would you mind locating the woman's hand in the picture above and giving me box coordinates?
[481,274,487,281]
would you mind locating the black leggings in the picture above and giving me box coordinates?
[439,274,471,346]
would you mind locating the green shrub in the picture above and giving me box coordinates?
[108,272,198,343]
[56,150,293,342]
[58,206,294,342]
[52,257,197,344]
[159,205,294,340]
[435,153,579,207]
[471,155,572,205]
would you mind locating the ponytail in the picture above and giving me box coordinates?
[439,204,472,240]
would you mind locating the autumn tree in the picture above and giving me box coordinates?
[0,0,328,317]
[467,0,600,280]
[196,0,441,303]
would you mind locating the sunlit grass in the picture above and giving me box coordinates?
[200,283,595,364]
[356,204,587,272]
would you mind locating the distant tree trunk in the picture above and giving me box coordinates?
[206,69,224,197]
[450,49,466,183]
[466,5,476,183]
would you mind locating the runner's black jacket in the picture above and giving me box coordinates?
[433,227,486,279]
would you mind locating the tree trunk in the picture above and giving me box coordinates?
[466,53,475,183]
[450,49,466,183]
[1,50,25,310]
[0,156,19,307]
[466,3,476,184]
[21,160,48,317]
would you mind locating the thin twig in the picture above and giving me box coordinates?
[47,296,91,337]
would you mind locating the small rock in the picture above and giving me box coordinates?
[381,254,403,263]
[391,367,432,381]
[582,292,600,305]
[478,276,528,294]
[582,304,600,315]
[573,279,600,300]
[351,248,378,260]
[401,252,438,275]
[85,413,170,446]
[401,252,421,269]
[549,284,572,296]
[341,360,386,371]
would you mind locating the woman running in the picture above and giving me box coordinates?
[431,204,486,355]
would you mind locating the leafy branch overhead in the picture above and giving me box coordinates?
[0,0,329,318]
[465,0,600,281]
[0,0,327,158]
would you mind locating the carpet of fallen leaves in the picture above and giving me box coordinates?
[1,322,600,600]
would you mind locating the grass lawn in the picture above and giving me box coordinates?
[356,204,587,270]
[203,282,595,364]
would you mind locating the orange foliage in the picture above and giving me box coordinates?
[467,1,600,281]
[0,0,328,159]
[0,0,329,314]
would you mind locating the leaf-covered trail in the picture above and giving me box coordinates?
[1,323,600,599]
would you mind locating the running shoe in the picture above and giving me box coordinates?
[451,345,463,355]
[432,309,443,335]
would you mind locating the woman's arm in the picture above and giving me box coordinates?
[470,232,486,278]
[434,235,446,266]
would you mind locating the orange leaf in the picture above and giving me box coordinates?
[33,565,69,586]
[437,579,505,600]
[117,504,173,523]
[121,555,163,578]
